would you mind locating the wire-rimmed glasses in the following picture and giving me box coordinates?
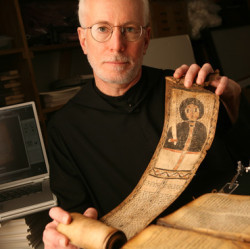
[82,23,147,42]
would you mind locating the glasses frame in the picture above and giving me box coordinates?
[81,23,148,43]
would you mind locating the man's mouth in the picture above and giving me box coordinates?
[103,54,130,65]
[105,61,128,64]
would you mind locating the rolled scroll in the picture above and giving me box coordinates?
[57,213,127,249]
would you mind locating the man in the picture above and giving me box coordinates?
[43,0,248,248]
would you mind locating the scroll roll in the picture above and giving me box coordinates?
[57,213,127,249]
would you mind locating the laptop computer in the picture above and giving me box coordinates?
[0,101,57,222]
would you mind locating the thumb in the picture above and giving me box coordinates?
[83,207,98,219]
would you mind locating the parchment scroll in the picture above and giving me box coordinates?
[57,75,220,248]
[101,76,220,239]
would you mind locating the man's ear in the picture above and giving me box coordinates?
[143,27,151,55]
[77,27,87,55]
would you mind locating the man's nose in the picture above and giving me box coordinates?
[109,27,126,52]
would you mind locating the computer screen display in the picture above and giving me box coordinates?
[0,104,47,184]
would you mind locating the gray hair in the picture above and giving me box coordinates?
[78,0,150,27]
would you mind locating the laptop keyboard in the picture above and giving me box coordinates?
[0,183,42,202]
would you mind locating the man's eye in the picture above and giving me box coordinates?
[125,26,137,33]
[96,26,109,33]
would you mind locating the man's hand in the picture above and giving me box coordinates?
[43,207,98,249]
[174,63,241,123]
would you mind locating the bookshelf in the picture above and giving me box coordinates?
[0,0,90,140]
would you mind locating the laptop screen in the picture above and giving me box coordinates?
[0,103,48,185]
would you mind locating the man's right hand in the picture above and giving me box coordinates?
[43,207,98,249]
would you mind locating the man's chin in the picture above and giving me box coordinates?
[102,76,131,85]
[96,70,135,85]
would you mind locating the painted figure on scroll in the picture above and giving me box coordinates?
[42,0,248,248]
[165,98,207,152]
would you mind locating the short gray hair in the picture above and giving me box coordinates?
[78,0,150,27]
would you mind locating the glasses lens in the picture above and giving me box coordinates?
[123,24,142,41]
[91,23,112,42]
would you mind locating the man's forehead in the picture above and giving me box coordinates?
[84,0,145,24]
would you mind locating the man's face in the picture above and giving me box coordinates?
[78,0,150,85]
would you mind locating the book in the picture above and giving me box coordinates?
[0,70,20,81]
[39,86,82,108]
[0,95,25,106]
[0,87,23,96]
[39,74,93,108]
[0,93,24,101]
[0,211,50,249]
[0,218,33,249]
[122,193,250,249]
[0,71,24,107]
[0,80,22,89]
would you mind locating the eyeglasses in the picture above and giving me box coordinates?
[82,23,147,43]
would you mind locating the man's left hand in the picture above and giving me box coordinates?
[174,63,241,123]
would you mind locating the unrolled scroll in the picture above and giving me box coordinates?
[57,73,220,247]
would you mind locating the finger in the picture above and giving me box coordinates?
[212,76,228,96]
[49,207,71,224]
[196,63,214,84]
[183,64,201,88]
[44,222,79,249]
[84,207,98,219]
[173,64,189,78]
[43,222,70,248]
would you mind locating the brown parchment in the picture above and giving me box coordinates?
[101,76,220,239]
[122,224,250,249]
[57,76,220,248]
[157,193,250,243]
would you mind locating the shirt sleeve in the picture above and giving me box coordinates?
[222,93,250,164]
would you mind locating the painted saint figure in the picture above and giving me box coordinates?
[164,98,207,152]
